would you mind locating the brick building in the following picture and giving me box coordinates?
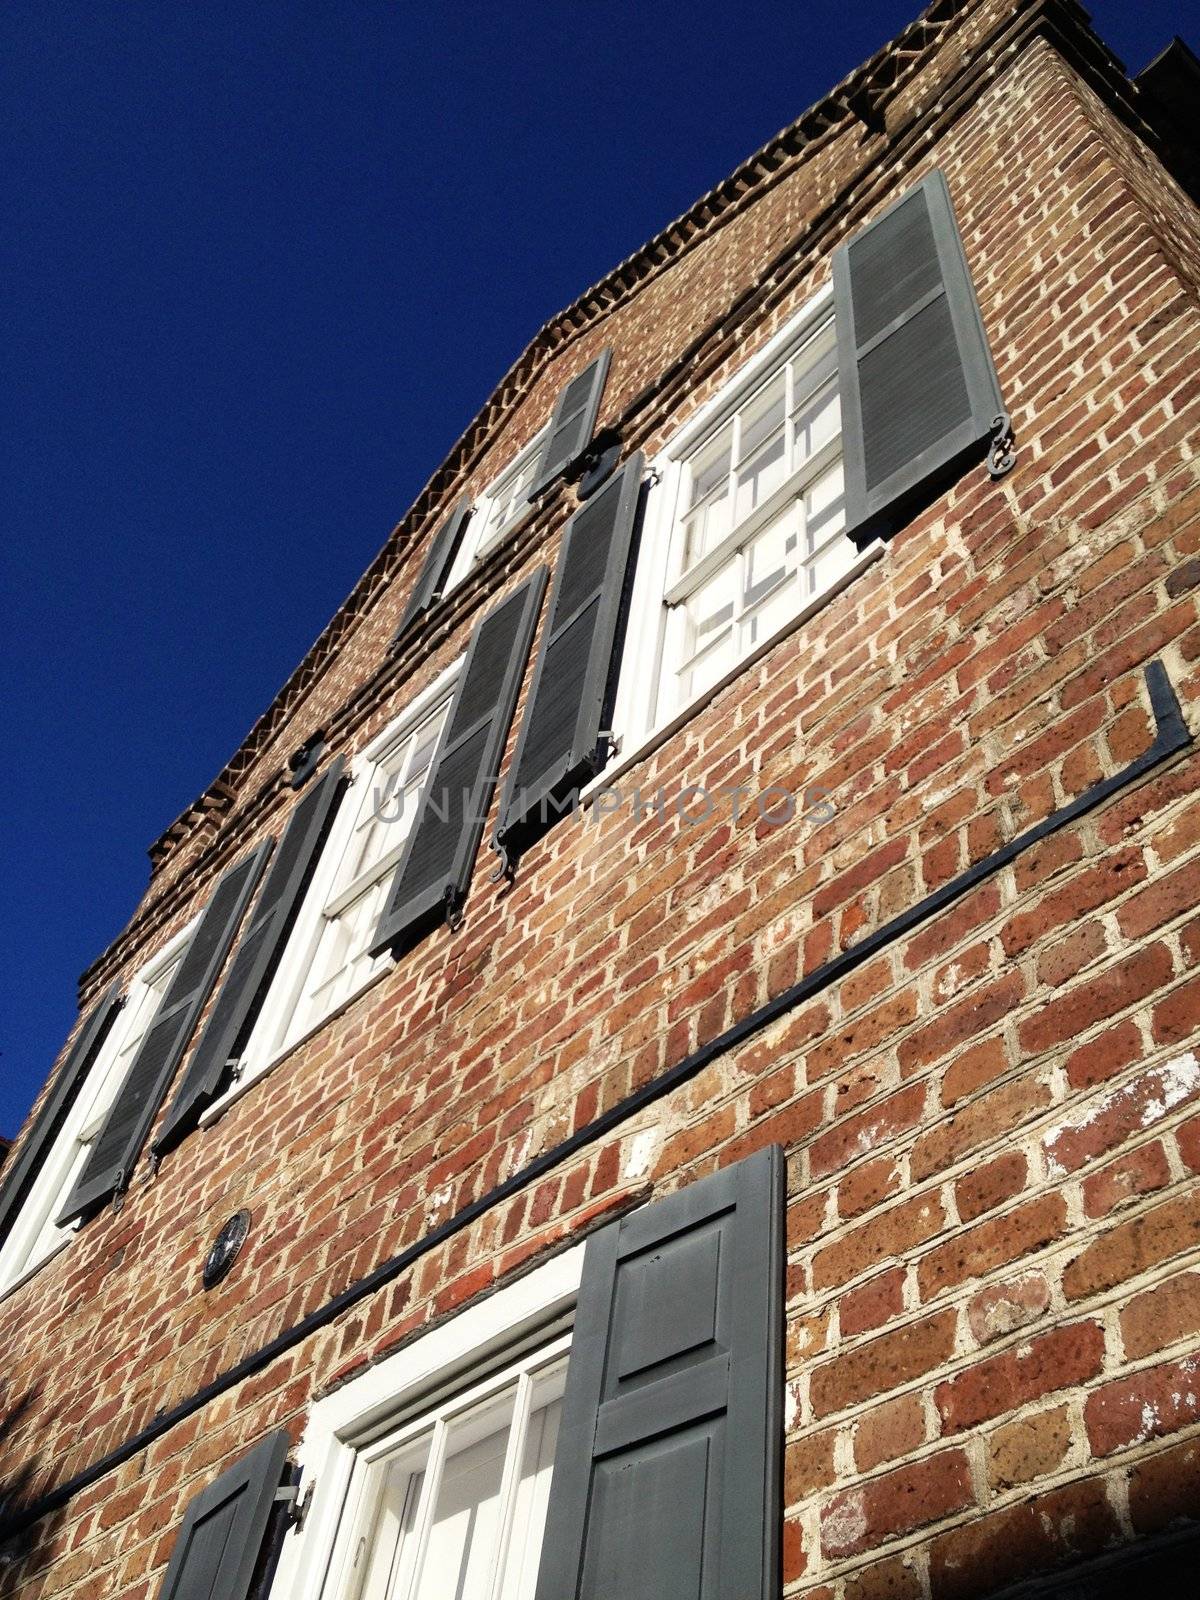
[2,0,1199,1595]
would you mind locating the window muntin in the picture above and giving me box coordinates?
[661,315,847,719]
[340,1340,566,1600]
[443,430,548,596]
[272,688,455,1053]
[0,934,188,1294]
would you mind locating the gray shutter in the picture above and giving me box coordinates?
[531,349,612,495]
[0,985,122,1251]
[496,453,643,856]
[392,497,473,645]
[369,567,548,957]
[535,1145,784,1600]
[156,1430,290,1600]
[57,845,270,1224]
[154,761,347,1154]
[834,169,1006,548]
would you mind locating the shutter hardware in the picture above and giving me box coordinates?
[987,411,1016,479]
[444,886,465,932]
[275,1480,314,1533]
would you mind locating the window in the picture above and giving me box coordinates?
[234,665,458,1077]
[0,928,189,1295]
[611,292,876,759]
[443,430,548,595]
[271,1243,583,1600]
[342,1341,565,1600]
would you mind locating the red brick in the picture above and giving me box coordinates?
[1085,1352,1200,1455]
[1001,848,1146,958]
[966,1273,1052,1345]
[1152,972,1200,1047]
[955,1151,1026,1223]
[785,1429,837,1501]
[810,1311,958,1418]
[841,1267,906,1337]
[1081,1140,1171,1217]
[899,973,1024,1077]
[1043,1052,1200,1175]
[821,1449,973,1559]
[1064,1018,1144,1089]
[918,1194,1067,1300]
[1120,1270,1200,1360]
[853,1392,926,1473]
[1118,858,1200,938]
[1128,1436,1200,1533]
[928,1479,1119,1599]
[1018,943,1174,1053]
[813,1192,946,1290]
[986,1404,1071,1491]
[935,1321,1104,1433]
[912,1075,1052,1182]
[1063,1188,1200,1300]
[812,1085,927,1181]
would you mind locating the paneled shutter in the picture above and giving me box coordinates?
[834,169,1006,548]
[530,349,612,496]
[496,453,644,858]
[57,844,270,1224]
[156,1430,290,1600]
[392,497,474,645]
[154,761,347,1154]
[369,566,548,957]
[535,1145,784,1600]
[0,985,122,1251]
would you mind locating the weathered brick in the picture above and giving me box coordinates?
[1085,1352,1200,1456]
[928,1479,1119,1599]
[1018,943,1174,1053]
[1043,1051,1200,1175]
[821,1449,973,1559]
[853,1392,927,1473]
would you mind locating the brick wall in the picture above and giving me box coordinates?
[1,1,1199,1595]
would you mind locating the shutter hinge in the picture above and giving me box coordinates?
[987,411,1016,480]
[444,886,465,932]
[275,1480,314,1533]
[142,1151,161,1186]
[111,1171,128,1214]
[228,1056,244,1083]
[597,730,621,759]
[489,839,517,885]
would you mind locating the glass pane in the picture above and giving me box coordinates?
[738,373,786,462]
[742,502,799,611]
[688,428,732,508]
[686,564,736,647]
[735,428,787,523]
[357,1464,426,1600]
[497,1398,563,1600]
[792,378,840,467]
[411,1399,516,1600]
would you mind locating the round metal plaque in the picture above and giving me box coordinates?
[203,1209,251,1290]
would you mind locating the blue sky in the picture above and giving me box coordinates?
[0,0,1186,1138]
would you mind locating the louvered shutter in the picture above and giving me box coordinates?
[57,845,270,1224]
[157,1430,290,1600]
[392,497,474,645]
[154,762,346,1154]
[530,349,612,495]
[535,1145,784,1600]
[0,986,122,1251]
[496,453,643,857]
[369,567,548,957]
[834,169,1006,548]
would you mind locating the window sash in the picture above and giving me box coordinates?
[331,1335,570,1600]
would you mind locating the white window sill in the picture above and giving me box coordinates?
[581,536,886,806]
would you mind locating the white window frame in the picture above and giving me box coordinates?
[599,285,884,794]
[0,920,196,1300]
[271,1242,585,1600]
[203,660,462,1122]
[443,428,549,597]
